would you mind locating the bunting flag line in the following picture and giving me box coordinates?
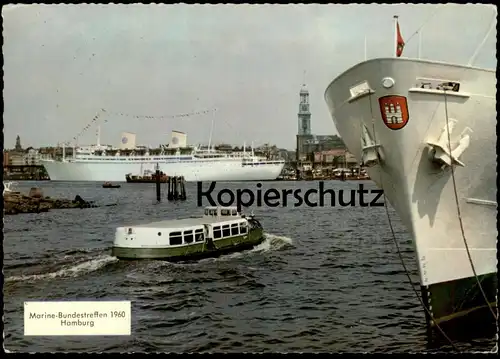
[104,108,213,120]
[64,108,215,147]
[71,111,104,142]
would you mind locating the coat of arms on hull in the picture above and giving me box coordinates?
[378,95,409,130]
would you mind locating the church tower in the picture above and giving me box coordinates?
[298,84,311,135]
[15,135,22,151]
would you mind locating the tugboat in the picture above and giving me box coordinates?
[112,206,265,261]
[102,182,121,188]
[125,169,168,183]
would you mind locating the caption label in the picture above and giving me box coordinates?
[24,301,131,336]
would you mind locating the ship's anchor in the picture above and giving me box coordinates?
[360,124,382,167]
[426,118,473,168]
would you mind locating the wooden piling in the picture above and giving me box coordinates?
[155,163,161,202]
[167,177,173,201]
[179,176,187,200]
[166,176,187,201]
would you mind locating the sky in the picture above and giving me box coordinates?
[2,4,497,150]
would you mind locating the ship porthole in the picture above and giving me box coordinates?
[158,232,161,236]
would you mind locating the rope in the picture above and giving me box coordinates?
[466,12,497,67]
[366,94,460,351]
[404,6,441,45]
[442,89,497,321]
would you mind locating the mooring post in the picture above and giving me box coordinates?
[167,176,173,201]
[155,163,161,202]
[174,176,179,200]
[164,176,187,201]
[180,176,187,200]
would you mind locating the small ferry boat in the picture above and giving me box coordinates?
[112,206,264,261]
[102,182,121,188]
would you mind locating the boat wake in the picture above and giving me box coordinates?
[235,232,292,254]
[5,233,293,283]
[198,232,294,263]
[5,254,118,283]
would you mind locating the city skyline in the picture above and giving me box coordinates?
[3,4,496,150]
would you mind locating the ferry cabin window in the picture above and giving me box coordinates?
[204,209,209,216]
[213,226,222,239]
[184,230,194,244]
[231,209,237,216]
[231,223,239,236]
[169,231,183,245]
[222,224,230,237]
[240,223,248,234]
[209,209,217,216]
[195,228,204,242]
[221,209,230,216]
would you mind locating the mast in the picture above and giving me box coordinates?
[96,125,101,147]
[94,108,104,148]
[208,108,215,152]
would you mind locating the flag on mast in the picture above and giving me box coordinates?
[395,17,405,57]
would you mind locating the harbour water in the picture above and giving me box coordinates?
[3,181,496,353]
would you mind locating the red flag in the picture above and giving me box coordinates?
[396,20,405,57]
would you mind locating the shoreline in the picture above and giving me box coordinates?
[3,189,105,215]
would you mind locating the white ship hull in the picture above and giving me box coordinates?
[41,159,285,182]
[324,58,496,324]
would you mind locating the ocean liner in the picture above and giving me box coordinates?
[41,130,285,182]
[324,15,497,329]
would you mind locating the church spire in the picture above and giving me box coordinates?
[15,135,22,151]
[297,77,311,135]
